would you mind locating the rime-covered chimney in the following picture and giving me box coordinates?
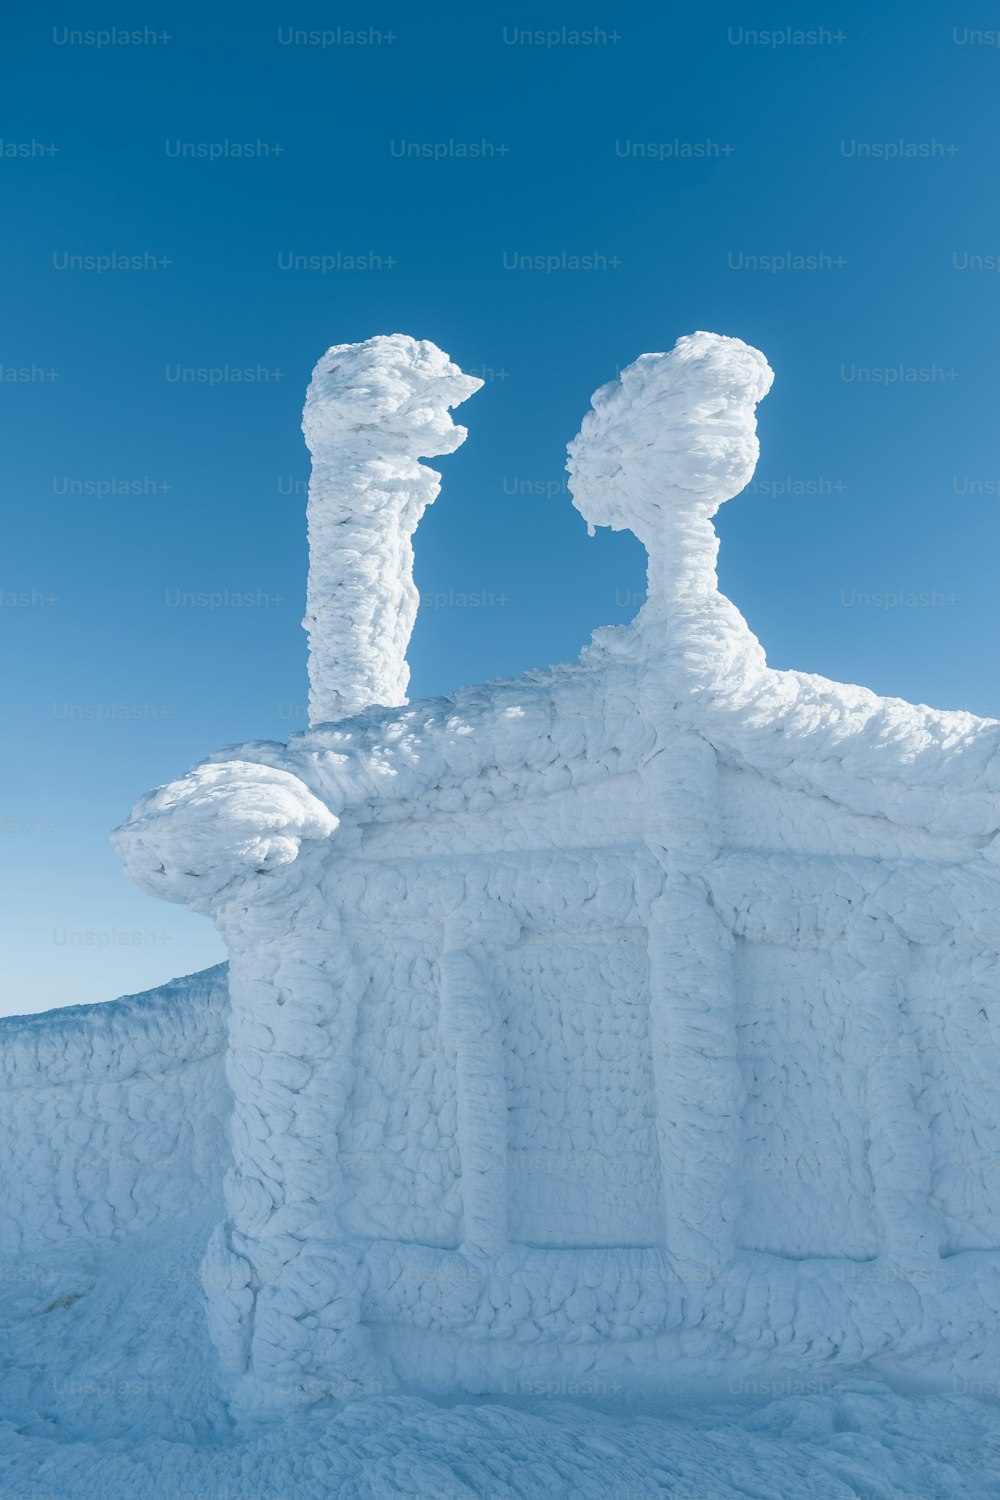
[301,335,482,725]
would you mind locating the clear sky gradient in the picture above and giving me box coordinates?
[4,3,1000,1012]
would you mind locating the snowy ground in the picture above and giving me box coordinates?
[0,1214,996,1499]
[2,1379,999,1497]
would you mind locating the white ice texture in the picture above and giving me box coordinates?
[4,331,1000,1497]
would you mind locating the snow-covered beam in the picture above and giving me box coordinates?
[301,335,483,726]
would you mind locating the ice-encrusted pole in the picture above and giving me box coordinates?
[301,335,482,725]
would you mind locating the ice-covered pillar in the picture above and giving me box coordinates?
[567,333,772,1289]
[301,335,482,725]
[439,899,521,1257]
[113,760,395,1409]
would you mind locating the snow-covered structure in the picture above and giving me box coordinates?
[14,332,1000,1429]
[104,330,1000,1409]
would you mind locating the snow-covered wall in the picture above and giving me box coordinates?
[0,966,230,1258]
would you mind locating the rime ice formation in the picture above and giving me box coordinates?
[119,760,338,912]
[569,331,773,601]
[4,330,1000,1495]
[0,967,229,1258]
[302,334,482,723]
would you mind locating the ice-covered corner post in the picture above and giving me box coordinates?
[301,335,483,726]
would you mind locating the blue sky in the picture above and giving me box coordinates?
[4,3,1000,1012]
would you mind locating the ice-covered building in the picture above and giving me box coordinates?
[9,333,1000,1425]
